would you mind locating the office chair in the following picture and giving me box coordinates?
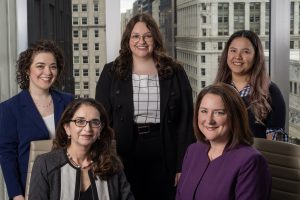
[25,139,53,200]
[253,138,300,200]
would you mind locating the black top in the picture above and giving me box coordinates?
[79,186,93,200]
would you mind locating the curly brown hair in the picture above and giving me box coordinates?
[194,83,253,149]
[215,30,271,125]
[113,13,181,79]
[16,39,64,89]
[52,98,123,179]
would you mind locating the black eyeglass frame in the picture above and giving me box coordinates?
[69,119,103,128]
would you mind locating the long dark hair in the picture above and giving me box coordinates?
[113,13,181,79]
[53,98,123,179]
[215,30,271,124]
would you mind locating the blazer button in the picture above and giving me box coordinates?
[120,117,124,121]
[167,120,172,123]
[170,91,175,96]
[117,104,121,108]
[116,90,120,94]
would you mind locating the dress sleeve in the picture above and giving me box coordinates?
[28,155,49,200]
[176,68,195,171]
[235,153,272,200]
[266,82,287,141]
[95,63,113,123]
[266,82,286,130]
[0,103,23,198]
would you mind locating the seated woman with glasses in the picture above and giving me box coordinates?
[28,98,134,200]
[95,13,194,200]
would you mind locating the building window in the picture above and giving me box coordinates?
[82,4,87,12]
[82,43,88,51]
[95,56,99,63]
[83,56,88,64]
[73,43,79,51]
[83,69,89,76]
[265,2,270,35]
[94,17,98,25]
[202,29,206,36]
[201,68,206,76]
[290,41,294,49]
[95,69,100,76]
[95,43,99,50]
[201,42,205,50]
[75,94,80,99]
[291,2,294,35]
[234,3,245,32]
[82,17,87,25]
[201,55,206,63]
[72,4,78,12]
[249,2,260,34]
[218,42,223,50]
[294,82,297,94]
[265,41,269,50]
[94,4,98,12]
[290,81,293,93]
[201,81,206,88]
[94,29,99,37]
[74,56,79,64]
[202,16,206,23]
[74,69,80,77]
[84,94,89,98]
[83,82,89,89]
[82,29,88,38]
[75,82,80,90]
[218,3,229,36]
[73,30,79,38]
[73,17,78,25]
[201,3,206,11]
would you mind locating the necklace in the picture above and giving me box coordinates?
[66,151,94,169]
[33,97,53,108]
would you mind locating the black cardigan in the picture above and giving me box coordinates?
[243,82,286,138]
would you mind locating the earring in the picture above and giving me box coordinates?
[68,135,71,140]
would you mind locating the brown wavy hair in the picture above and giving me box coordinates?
[194,83,253,149]
[16,39,64,89]
[215,30,271,125]
[53,98,123,179]
[113,13,181,79]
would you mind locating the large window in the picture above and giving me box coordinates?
[234,3,245,32]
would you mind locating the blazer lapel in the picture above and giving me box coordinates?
[160,77,171,121]
[51,91,65,125]
[21,90,49,138]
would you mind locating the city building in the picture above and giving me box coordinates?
[72,0,106,98]
[0,1,72,198]
[176,0,300,137]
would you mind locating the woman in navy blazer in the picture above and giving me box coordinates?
[0,40,73,200]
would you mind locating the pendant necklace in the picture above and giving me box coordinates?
[66,151,94,169]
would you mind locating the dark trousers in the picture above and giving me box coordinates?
[124,127,176,200]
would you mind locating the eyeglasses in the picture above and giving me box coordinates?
[70,119,103,128]
[130,34,153,43]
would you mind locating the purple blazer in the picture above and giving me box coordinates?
[176,142,271,200]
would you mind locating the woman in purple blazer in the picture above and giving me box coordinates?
[176,83,271,200]
[0,40,73,200]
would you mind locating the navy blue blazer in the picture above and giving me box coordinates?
[0,89,73,198]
